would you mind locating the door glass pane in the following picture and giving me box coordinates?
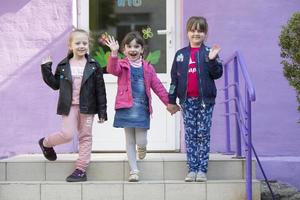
[89,0,166,73]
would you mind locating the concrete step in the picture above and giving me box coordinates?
[0,180,261,200]
[0,153,256,182]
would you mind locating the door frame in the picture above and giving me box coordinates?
[72,0,183,151]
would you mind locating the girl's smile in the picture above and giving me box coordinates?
[188,30,206,47]
[69,32,89,58]
[124,39,143,61]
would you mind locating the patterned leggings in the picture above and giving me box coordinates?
[181,97,214,173]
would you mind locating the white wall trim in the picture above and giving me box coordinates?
[72,0,78,28]
[77,0,89,31]
[174,0,183,151]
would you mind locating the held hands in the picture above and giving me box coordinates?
[208,44,221,60]
[41,55,52,65]
[104,35,119,56]
[167,104,181,115]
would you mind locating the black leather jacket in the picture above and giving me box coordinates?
[41,54,107,120]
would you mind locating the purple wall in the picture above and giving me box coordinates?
[1,0,300,190]
[183,0,300,188]
[0,0,74,158]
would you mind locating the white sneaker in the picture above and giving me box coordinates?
[185,171,196,182]
[137,146,147,160]
[128,170,139,182]
[196,171,207,182]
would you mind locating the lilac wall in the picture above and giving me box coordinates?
[1,0,300,189]
[183,0,300,188]
[0,0,73,158]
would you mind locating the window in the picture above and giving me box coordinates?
[89,0,167,73]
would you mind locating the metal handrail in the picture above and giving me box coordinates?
[221,51,274,200]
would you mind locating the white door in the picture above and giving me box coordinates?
[75,0,181,151]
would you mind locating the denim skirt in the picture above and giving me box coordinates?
[113,98,150,129]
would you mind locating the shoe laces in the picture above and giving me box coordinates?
[72,169,85,177]
[137,146,146,152]
[197,171,206,178]
[187,171,196,178]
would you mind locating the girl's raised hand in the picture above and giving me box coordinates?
[41,56,52,65]
[105,35,119,53]
[208,44,221,60]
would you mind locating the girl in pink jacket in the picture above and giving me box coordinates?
[105,31,177,182]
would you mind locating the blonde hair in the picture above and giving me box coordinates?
[186,16,208,34]
[67,29,89,56]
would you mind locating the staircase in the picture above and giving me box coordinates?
[0,153,260,200]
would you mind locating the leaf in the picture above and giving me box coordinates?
[93,47,106,68]
[101,51,111,67]
[98,46,105,55]
[146,50,161,65]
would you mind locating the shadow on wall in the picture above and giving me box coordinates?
[0,27,73,91]
[0,26,74,159]
[0,0,31,16]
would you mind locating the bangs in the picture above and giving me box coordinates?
[186,16,208,33]
[191,22,205,32]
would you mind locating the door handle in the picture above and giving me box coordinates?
[157,29,171,35]
[157,28,172,48]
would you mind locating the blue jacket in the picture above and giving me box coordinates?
[168,45,223,105]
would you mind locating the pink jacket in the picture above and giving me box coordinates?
[107,56,169,114]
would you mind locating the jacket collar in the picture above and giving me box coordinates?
[81,61,97,86]
[119,57,131,69]
[58,53,97,85]
[180,44,208,69]
[119,57,151,70]
[185,43,208,52]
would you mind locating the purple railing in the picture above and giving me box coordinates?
[221,51,273,200]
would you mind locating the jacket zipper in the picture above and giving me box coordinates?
[185,53,188,102]
[63,65,73,111]
[196,51,205,108]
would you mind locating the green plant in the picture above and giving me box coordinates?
[279,12,300,114]
[93,47,124,68]
[145,50,161,65]
[93,47,161,68]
